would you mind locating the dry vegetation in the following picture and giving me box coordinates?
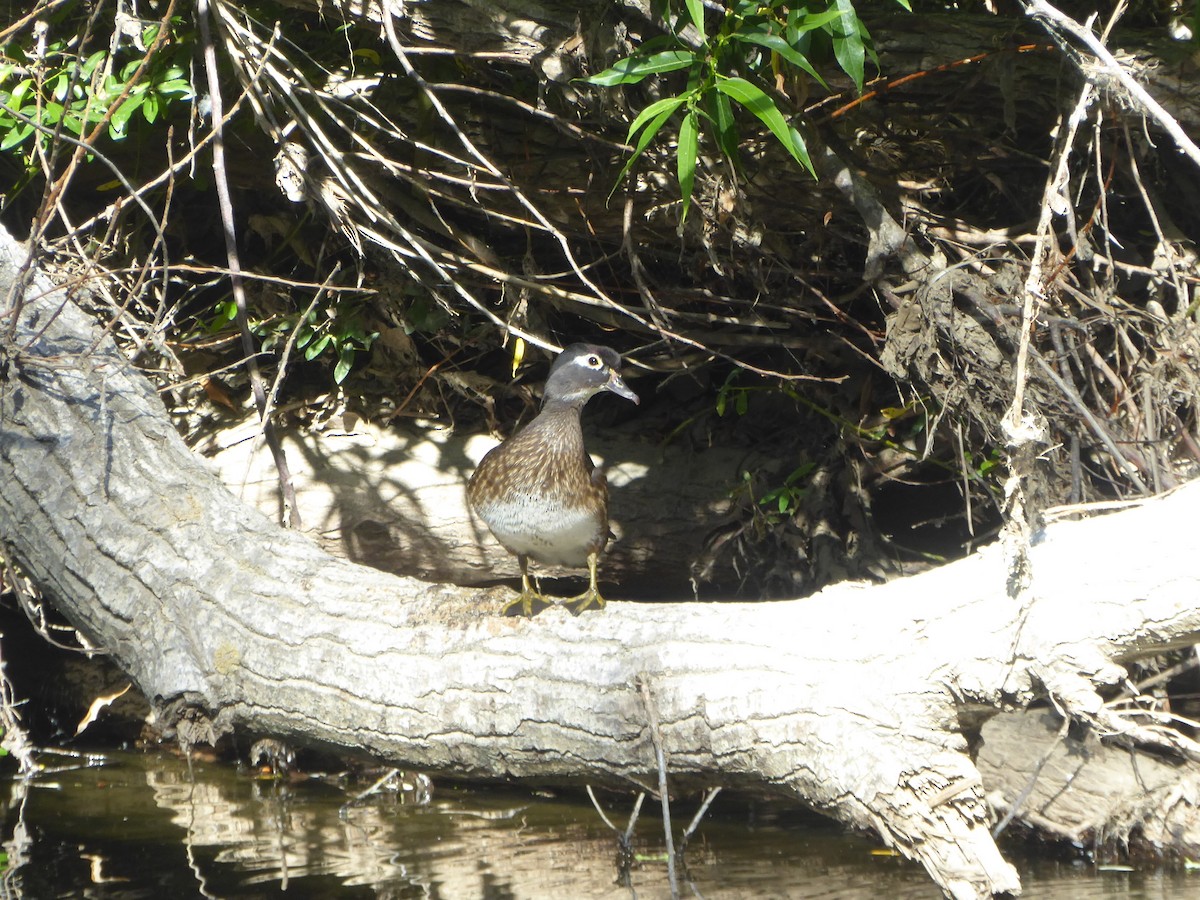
[2,0,1198,593]
[4,4,1200,891]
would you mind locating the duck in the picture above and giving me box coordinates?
[467,343,639,615]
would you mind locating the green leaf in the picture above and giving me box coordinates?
[627,95,688,142]
[613,94,687,188]
[713,76,814,176]
[305,333,331,360]
[81,50,107,79]
[109,95,142,138]
[586,50,695,87]
[786,8,845,35]
[142,92,159,123]
[41,101,64,125]
[9,78,33,109]
[830,0,866,92]
[0,122,32,151]
[155,78,194,99]
[784,462,816,485]
[48,71,69,102]
[334,347,354,384]
[677,107,698,222]
[785,124,814,175]
[683,0,706,37]
[730,28,826,87]
[709,89,739,165]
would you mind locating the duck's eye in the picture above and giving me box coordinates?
[586,355,601,367]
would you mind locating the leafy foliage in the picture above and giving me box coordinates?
[586,0,909,219]
[238,301,380,386]
[0,17,193,172]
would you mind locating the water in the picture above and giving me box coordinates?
[0,749,1196,898]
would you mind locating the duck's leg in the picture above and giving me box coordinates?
[567,551,606,614]
[502,555,550,616]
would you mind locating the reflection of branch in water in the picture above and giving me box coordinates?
[586,784,645,889]
[680,787,722,849]
[182,748,220,900]
[146,756,436,893]
[1,778,32,899]
[342,767,434,811]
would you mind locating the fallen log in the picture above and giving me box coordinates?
[3,227,1200,898]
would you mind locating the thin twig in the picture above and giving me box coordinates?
[379,11,807,378]
[3,0,179,340]
[585,785,620,831]
[198,0,301,528]
[992,714,1070,838]
[585,785,646,854]
[680,786,722,847]
[1032,351,1148,492]
[1120,121,1191,314]
[262,265,344,431]
[639,675,679,899]
[623,791,646,845]
[1024,0,1200,171]
[1008,82,1094,431]
[0,100,168,336]
[345,768,400,806]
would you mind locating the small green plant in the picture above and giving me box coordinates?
[715,368,751,417]
[261,305,379,386]
[208,297,380,386]
[759,461,817,515]
[0,19,194,169]
[967,445,1003,483]
[586,0,909,219]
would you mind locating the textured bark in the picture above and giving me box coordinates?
[5,229,1200,898]
[978,710,1200,853]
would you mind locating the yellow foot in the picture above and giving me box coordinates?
[565,589,606,616]
[501,590,553,617]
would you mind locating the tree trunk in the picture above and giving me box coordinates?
[978,709,1200,852]
[4,229,1200,899]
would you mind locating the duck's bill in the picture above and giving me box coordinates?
[606,373,639,404]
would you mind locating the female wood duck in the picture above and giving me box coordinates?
[467,343,639,615]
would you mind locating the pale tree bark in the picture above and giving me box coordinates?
[978,709,1200,852]
[4,231,1200,899]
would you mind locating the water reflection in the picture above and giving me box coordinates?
[0,749,1196,898]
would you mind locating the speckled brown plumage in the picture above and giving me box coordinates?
[467,344,638,615]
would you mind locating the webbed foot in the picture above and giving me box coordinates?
[501,590,553,617]
[565,551,607,615]
[565,588,606,615]
[501,557,552,617]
